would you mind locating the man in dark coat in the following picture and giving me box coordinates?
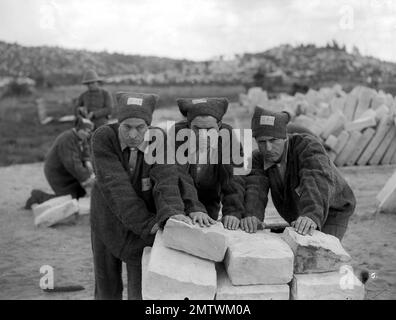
[75,69,113,129]
[90,92,188,300]
[25,118,95,208]
[244,107,356,240]
[172,98,245,229]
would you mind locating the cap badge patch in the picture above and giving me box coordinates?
[260,115,275,126]
[192,99,207,104]
[127,97,143,106]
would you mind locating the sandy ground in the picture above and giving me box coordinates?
[0,162,395,300]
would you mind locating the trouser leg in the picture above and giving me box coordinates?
[91,230,123,300]
[126,255,142,300]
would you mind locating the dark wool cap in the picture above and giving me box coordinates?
[116,92,159,124]
[251,107,289,139]
[177,97,228,122]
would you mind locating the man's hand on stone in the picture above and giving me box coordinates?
[189,212,216,227]
[171,214,193,225]
[291,216,317,236]
[240,216,262,233]
[222,215,240,230]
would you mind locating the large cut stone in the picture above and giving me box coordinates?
[357,115,393,165]
[32,195,72,219]
[369,125,396,165]
[376,169,396,213]
[345,128,375,166]
[282,227,351,274]
[334,130,362,167]
[141,246,152,300]
[143,231,216,300]
[224,230,294,285]
[78,197,90,215]
[215,264,290,300]
[34,199,79,227]
[291,269,365,300]
[162,218,227,262]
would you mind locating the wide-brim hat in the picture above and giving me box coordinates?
[82,69,102,84]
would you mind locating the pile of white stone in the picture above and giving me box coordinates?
[377,169,396,214]
[32,195,90,227]
[141,217,365,300]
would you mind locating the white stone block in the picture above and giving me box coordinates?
[377,169,396,213]
[143,231,216,300]
[282,227,351,274]
[224,230,294,285]
[215,264,289,300]
[162,218,227,262]
[78,197,90,215]
[32,195,72,219]
[291,269,365,300]
[34,199,79,227]
[141,246,152,300]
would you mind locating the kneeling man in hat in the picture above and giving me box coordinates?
[244,107,356,240]
[25,117,95,208]
[173,98,245,230]
[90,92,188,300]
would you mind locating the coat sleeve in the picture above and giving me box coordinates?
[150,162,187,227]
[219,126,246,219]
[220,167,245,219]
[177,165,208,215]
[91,126,156,239]
[244,150,269,221]
[57,135,91,183]
[92,90,113,119]
[296,137,337,229]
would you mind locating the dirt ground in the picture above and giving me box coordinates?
[0,162,395,300]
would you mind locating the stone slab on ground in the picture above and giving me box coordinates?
[282,227,351,274]
[32,195,72,219]
[34,199,79,227]
[376,169,396,213]
[357,115,393,166]
[334,130,362,167]
[143,231,216,300]
[290,270,365,300]
[369,126,396,166]
[346,128,376,166]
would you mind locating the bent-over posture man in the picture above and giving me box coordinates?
[173,98,245,229]
[244,107,356,240]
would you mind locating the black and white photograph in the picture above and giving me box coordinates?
[0,0,395,304]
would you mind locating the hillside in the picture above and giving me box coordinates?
[1,40,396,89]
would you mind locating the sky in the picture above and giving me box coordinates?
[0,0,395,62]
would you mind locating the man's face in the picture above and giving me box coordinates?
[256,136,286,163]
[190,116,220,151]
[77,127,92,140]
[119,118,148,148]
[86,82,99,91]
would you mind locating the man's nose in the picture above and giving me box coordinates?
[266,141,272,151]
[129,129,138,139]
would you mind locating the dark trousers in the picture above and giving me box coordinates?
[91,230,142,300]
